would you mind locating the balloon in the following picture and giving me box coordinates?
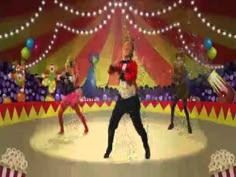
[21,47,31,60]
[92,56,97,64]
[26,38,34,50]
[204,38,212,50]
[208,47,217,60]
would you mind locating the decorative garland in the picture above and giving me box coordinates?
[190,0,236,39]
[0,101,235,127]
[0,0,230,70]
[0,0,46,39]
[25,12,112,68]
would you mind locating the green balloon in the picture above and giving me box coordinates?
[21,47,31,60]
[92,56,97,64]
[208,47,217,60]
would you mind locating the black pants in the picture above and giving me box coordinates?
[106,95,150,152]
[169,96,192,133]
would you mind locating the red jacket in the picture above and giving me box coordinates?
[108,60,138,88]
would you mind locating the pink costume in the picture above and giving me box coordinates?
[58,88,88,134]
[60,89,82,109]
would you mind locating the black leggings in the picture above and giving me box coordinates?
[170,96,191,128]
[106,95,149,151]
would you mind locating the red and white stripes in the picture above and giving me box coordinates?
[0,166,26,177]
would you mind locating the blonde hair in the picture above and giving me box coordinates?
[123,36,135,58]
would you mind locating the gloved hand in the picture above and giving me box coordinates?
[119,72,125,81]
[109,65,116,72]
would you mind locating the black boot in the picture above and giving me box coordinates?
[188,125,192,134]
[168,123,174,130]
[104,147,112,158]
[141,133,150,159]
[145,146,150,159]
[104,129,115,158]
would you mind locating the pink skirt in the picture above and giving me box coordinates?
[60,89,82,109]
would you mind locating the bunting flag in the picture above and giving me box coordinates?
[7,105,14,120]
[160,101,171,110]
[86,100,95,107]
[142,101,150,108]
[195,102,203,115]
[96,101,104,107]
[32,102,41,115]
[222,103,230,119]
[23,103,32,116]
[214,103,222,118]
[229,105,236,119]
[177,101,184,112]
[150,101,159,107]
[187,102,196,113]
[0,101,235,127]
[203,102,214,116]
[15,104,23,118]
[79,101,86,107]
[105,101,112,107]
[0,104,8,120]
[51,101,60,112]
[41,102,51,114]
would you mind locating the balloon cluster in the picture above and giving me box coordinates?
[0,148,28,173]
[21,38,35,61]
[209,149,235,174]
[204,38,217,60]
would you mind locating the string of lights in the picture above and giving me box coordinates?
[25,12,113,68]
[123,12,223,69]
[54,0,114,17]
[190,0,236,39]
[125,0,182,17]
[177,29,224,69]
[54,0,182,17]
[124,12,180,35]
[0,0,46,40]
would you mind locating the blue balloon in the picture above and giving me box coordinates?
[204,38,212,50]
[26,38,34,50]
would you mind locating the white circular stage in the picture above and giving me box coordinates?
[30,112,207,163]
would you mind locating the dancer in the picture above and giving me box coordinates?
[58,56,88,135]
[168,51,192,134]
[104,38,150,159]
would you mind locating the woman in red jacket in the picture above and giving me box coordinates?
[104,38,150,159]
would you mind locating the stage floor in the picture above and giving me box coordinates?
[0,111,236,177]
